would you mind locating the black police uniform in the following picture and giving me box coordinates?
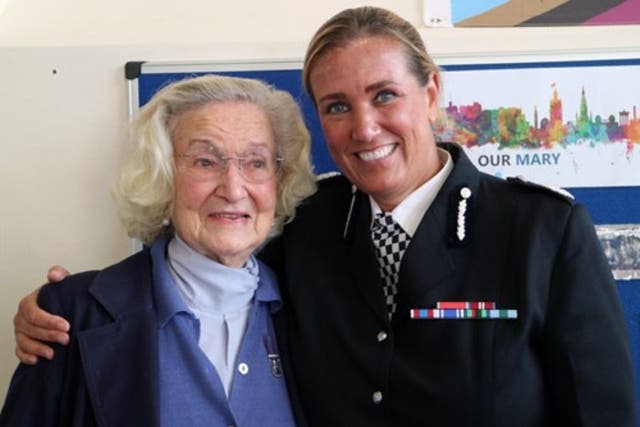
[260,143,636,427]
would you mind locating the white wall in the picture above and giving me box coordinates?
[1,0,638,405]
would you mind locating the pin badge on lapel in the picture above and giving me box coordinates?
[447,185,474,247]
[263,335,283,377]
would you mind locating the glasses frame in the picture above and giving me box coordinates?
[174,150,284,184]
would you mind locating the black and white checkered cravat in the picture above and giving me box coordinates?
[371,212,410,319]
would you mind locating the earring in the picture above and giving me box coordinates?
[162,218,170,227]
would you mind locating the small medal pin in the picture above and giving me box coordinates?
[263,335,283,377]
[437,301,496,309]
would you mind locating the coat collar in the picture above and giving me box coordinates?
[344,143,482,323]
[78,250,160,426]
[394,143,481,316]
[347,192,390,321]
[75,240,286,426]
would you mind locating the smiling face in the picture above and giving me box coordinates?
[309,36,442,211]
[171,101,278,268]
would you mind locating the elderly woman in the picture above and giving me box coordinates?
[0,74,316,426]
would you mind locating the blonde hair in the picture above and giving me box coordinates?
[302,6,440,103]
[114,74,317,245]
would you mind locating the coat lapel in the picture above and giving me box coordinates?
[396,199,455,316]
[395,143,482,317]
[341,144,483,322]
[77,253,160,426]
[347,191,390,322]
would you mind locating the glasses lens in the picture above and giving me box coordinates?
[177,151,281,183]
[179,151,220,180]
[240,154,278,182]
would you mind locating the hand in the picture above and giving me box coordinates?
[14,266,72,364]
[47,265,70,283]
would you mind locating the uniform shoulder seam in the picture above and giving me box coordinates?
[506,175,574,203]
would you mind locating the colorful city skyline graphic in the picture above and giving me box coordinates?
[433,58,640,187]
[434,83,640,154]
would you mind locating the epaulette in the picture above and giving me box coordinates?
[316,171,342,181]
[507,175,574,201]
[315,171,349,190]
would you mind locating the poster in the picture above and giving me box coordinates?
[434,56,640,187]
[596,224,640,280]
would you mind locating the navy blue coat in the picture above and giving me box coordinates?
[0,249,305,427]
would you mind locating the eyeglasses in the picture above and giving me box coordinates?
[175,146,283,184]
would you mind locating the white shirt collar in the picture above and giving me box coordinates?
[370,148,453,237]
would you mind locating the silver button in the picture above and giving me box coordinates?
[372,391,383,404]
[460,186,472,199]
[376,331,388,342]
[238,363,249,375]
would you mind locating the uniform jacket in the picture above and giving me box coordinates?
[260,143,637,427]
[0,248,306,427]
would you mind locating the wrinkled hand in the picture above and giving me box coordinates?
[13,266,71,364]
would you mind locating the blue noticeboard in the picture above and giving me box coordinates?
[126,60,335,175]
[126,60,640,408]
[125,60,640,224]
